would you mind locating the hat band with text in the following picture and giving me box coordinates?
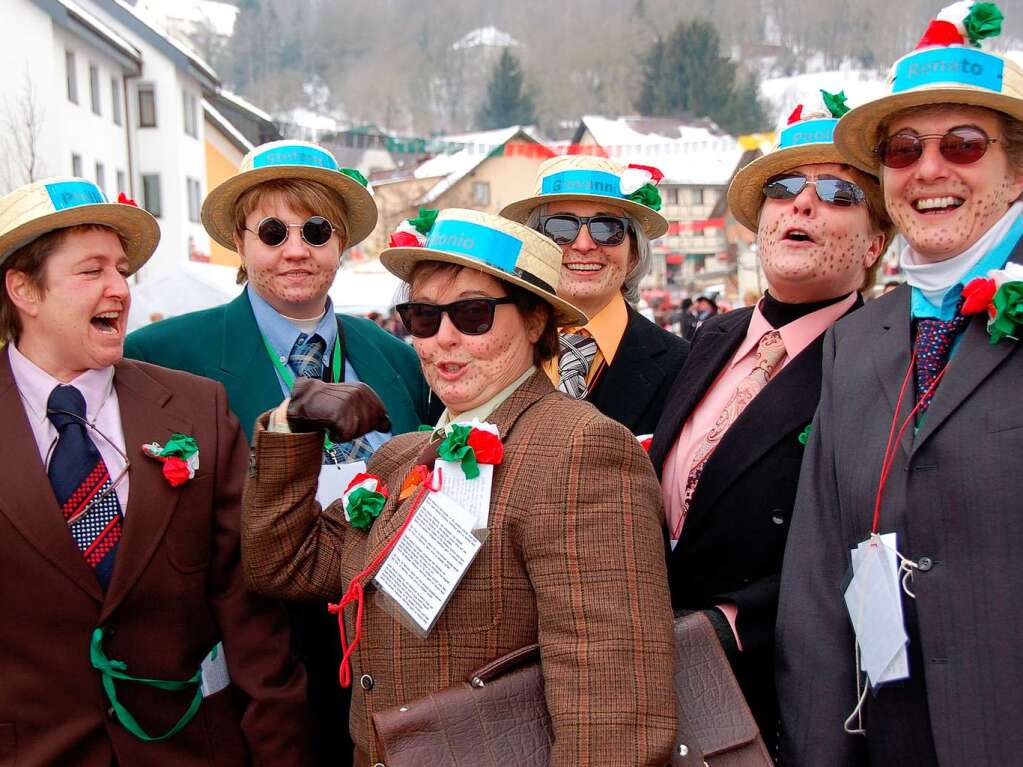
[540,170,625,199]
[778,118,837,149]
[251,144,339,171]
[45,180,106,211]
[892,47,1004,94]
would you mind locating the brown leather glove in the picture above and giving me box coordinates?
[286,378,391,442]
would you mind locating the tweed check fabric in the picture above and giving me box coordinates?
[289,333,374,463]
[676,330,786,538]
[243,370,678,767]
[46,384,122,590]
[558,332,598,399]
[913,313,968,417]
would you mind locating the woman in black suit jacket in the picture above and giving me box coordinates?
[648,93,892,755]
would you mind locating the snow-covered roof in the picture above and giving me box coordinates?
[412,126,544,204]
[276,107,346,140]
[452,26,520,51]
[577,116,744,187]
[55,0,142,65]
[134,0,237,37]
[759,70,888,127]
[216,89,274,123]
[203,98,253,153]
[109,0,219,86]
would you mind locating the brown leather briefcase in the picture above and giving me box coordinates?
[373,613,771,766]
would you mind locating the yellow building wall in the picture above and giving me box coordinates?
[204,133,242,267]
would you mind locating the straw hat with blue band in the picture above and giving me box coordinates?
[380,208,587,326]
[835,1,1022,173]
[201,139,377,251]
[499,155,669,239]
[0,177,159,272]
[727,91,891,236]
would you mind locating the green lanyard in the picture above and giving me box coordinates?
[261,333,344,450]
[90,627,210,741]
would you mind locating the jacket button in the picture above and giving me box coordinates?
[771,512,785,525]
[360,674,374,690]
[918,556,934,572]
[373,763,385,767]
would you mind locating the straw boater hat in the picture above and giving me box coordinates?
[835,1,1022,172]
[500,155,669,239]
[380,208,587,326]
[727,90,892,237]
[0,177,159,272]
[201,139,378,251]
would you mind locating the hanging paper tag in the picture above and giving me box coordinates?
[199,642,230,698]
[316,460,367,511]
[373,491,484,637]
[844,533,910,687]
[434,458,493,529]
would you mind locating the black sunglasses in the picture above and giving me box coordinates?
[245,216,337,247]
[395,297,516,338]
[874,126,997,169]
[538,214,631,246]
[762,174,866,207]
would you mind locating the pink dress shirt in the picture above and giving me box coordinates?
[9,344,130,511]
[663,293,856,545]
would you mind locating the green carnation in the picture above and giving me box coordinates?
[964,2,1004,46]
[346,487,387,530]
[409,208,439,235]
[436,423,480,479]
[988,281,1023,344]
[339,168,369,187]
[628,183,662,211]
[821,89,850,118]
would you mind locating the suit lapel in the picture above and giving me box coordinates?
[99,361,192,621]
[587,308,663,429]
[872,287,916,459]
[0,352,104,602]
[648,309,751,475]
[219,292,283,439]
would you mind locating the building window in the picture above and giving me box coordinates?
[666,188,679,205]
[141,174,162,217]
[182,90,198,137]
[138,84,157,128]
[693,188,705,206]
[66,50,78,103]
[472,181,490,206]
[95,162,106,194]
[116,170,126,196]
[111,77,122,126]
[71,153,83,177]
[89,64,101,115]
[186,177,201,222]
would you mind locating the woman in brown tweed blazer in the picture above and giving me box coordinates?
[242,209,677,766]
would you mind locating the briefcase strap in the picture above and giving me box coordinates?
[469,643,541,686]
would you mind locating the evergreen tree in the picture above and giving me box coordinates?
[635,18,768,134]
[476,50,537,130]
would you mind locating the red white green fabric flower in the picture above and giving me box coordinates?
[436,421,504,480]
[619,164,664,211]
[916,2,1003,49]
[388,207,438,247]
[961,262,1023,343]
[786,88,850,127]
[343,473,389,530]
[142,434,199,487]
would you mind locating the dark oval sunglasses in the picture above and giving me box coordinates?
[762,175,866,207]
[395,297,516,338]
[874,126,997,169]
[538,213,631,247]
[245,215,338,247]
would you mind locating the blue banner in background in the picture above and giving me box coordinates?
[45,181,106,210]
[893,48,1004,94]
[426,220,522,273]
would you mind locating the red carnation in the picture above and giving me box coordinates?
[915,19,964,49]
[626,163,664,185]
[117,192,139,207]
[389,231,421,248]
[162,456,191,487]
[637,435,654,453]
[467,429,504,465]
[346,472,389,497]
[962,277,997,315]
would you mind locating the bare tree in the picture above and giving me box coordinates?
[1,69,46,192]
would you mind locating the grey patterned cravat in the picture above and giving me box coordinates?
[558,332,598,399]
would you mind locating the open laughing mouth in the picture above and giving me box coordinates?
[783,227,816,244]
[91,311,121,335]
[564,262,604,273]
[912,196,965,214]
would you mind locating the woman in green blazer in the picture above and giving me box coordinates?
[125,139,433,767]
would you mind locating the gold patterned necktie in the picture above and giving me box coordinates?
[673,330,786,539]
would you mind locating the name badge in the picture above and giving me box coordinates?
[373,490,484,637]
[316,460,367,511]
[844,532,910,687]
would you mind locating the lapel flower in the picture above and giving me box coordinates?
[436,420,504,480]
[398,464,430,501]
[636,433,654,453]
[962,263,1023,344]
[142,434,199,487]
[797,423,813,446]
[343,473,389,530]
